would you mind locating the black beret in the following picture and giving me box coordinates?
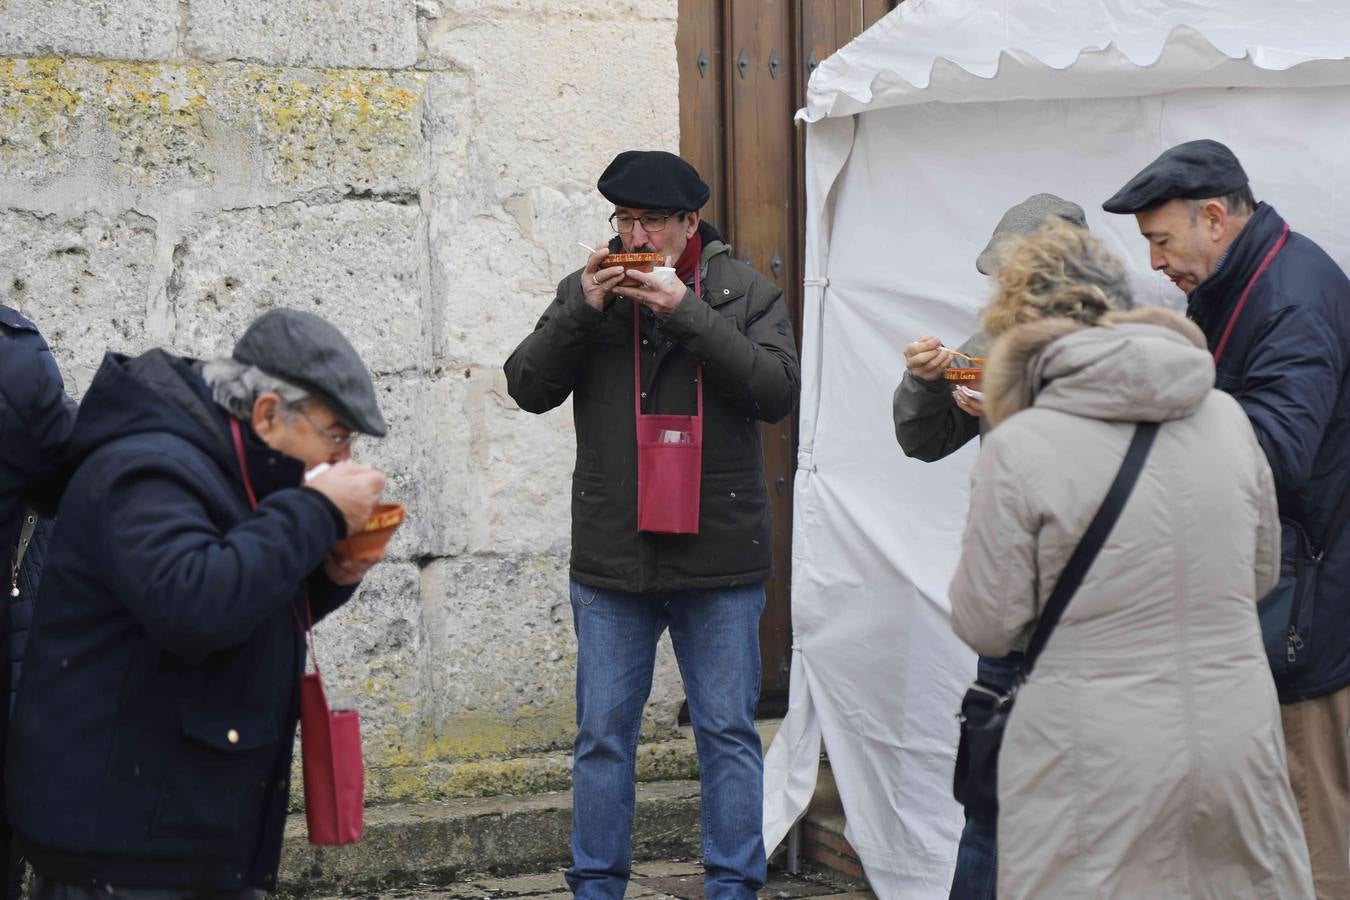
[233,308,387,437]
[1103,139,1248,214]
[597,150,710,211]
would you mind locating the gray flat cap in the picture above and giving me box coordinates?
[233,308,387,437]
[1103,139,1248,214]
[976,193,1088,275]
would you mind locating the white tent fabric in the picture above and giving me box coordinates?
[763,3,1350,897]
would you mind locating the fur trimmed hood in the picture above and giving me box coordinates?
[983,306,1213,428]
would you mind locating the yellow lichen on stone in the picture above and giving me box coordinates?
[251,66,425,186]
[370,706,578,772]
[100,61,213,183]
[0,58,82,173]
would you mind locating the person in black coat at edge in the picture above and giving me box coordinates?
[6,308,389,899]
[1105,139,1350,899]
[0,304,76,899]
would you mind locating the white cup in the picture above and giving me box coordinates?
[650,266,677,285]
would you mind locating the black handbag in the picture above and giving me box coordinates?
[952,422,1159,819]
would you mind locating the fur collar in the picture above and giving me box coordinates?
[983,307,1207,428]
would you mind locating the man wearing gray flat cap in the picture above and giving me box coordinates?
[1105,138,1350,898]
[893,192,1099,900]
[7,308,388,897]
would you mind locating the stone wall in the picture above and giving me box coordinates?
[0,0,688,803]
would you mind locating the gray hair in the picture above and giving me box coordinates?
[201,357,309,420]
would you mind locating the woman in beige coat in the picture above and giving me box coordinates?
[949,220,1313,899]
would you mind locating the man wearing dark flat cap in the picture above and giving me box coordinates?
[7,308,389,898]
[1106,138,1350,898]
[894,192,1101,900]
[505,150,799,899]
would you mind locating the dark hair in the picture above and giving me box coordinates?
[1189,186,1255,218]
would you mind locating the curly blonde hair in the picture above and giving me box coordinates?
[983,218,1134,337]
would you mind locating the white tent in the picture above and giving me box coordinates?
[762,3,1350,897]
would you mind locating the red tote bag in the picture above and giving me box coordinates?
[298,643,365,845]
[230,419,365,846]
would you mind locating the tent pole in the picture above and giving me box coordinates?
[786,820,802,874]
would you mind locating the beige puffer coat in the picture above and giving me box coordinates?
[949,308,1313,899]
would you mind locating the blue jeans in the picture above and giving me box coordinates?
[566,581,767,900]
[949,653,1021,900]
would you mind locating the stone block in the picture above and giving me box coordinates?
[463,368,572,556]
[312,561,426,762]
[0,60,426,202]
[423,19,677,193]
[430,183,614,369]
[421,15,677,370]
[418,554,577,758]
[0,59,92,189]
[187,0,418,68]
[169,199,429,374]
[419,554,687,751]
[430,0,676,24]
[0,208,160,395]
[359,372,470,561]
[100,62,216,187]
[244,66,427,193]
[0,0,179,60]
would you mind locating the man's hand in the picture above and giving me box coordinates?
[306,461,386,536]
[324,552,382,586]
[904,334,954,382]
[953,387,984,419]
[581,244,625,312]
[614,267,688,319]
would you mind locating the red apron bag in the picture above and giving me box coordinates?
[230,418,365,846]
[634,310,703,534]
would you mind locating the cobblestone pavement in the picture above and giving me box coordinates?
[317,859,874,899]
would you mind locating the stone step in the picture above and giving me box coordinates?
[278,781,701,897]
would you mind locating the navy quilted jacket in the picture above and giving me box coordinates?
[1187,203,1350,702]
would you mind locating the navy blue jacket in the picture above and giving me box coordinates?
[1,307,76,688]
[1187,203,1350,702]
[5,349,356,891]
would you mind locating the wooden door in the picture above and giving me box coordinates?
[677,0,900,715]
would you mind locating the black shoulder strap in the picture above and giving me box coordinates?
[1022,422,1160,675]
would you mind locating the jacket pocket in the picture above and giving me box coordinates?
[1258,520,1319,682]
[150,710,281,841]
[663,470,772,583]
[570,470,637,582]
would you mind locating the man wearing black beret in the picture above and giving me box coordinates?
[7,308,389,897]
[505,150,800,899]
[1106,139,1350,898]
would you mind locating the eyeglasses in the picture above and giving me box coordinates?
[291,403,356,448]
[609,211,681,234]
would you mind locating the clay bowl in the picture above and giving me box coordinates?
[600,251,664,287]
[944,367,984,390]
[334,502,406,562]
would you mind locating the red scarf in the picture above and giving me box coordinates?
[675,230,703,289]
